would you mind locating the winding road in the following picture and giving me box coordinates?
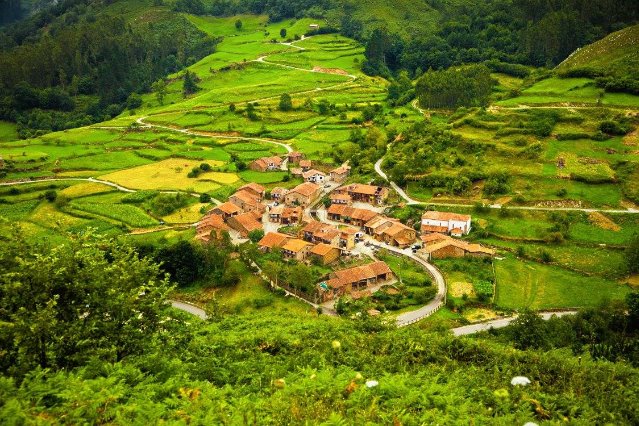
[451,310,577,336]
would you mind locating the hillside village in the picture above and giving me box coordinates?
[194,152,495,312]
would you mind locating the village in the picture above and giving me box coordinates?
[194,151,495,315]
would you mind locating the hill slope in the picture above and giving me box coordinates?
[557,24,639,78]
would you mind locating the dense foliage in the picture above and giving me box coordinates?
[416,65,494,109]
[0,230,174,378]
[0,3,218,137]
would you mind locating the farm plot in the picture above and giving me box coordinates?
[100,158,234,192]
[69,193,158,228]
[493,254,630,309]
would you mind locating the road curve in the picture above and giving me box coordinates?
[451,310,577,336]
[171,300,208,320]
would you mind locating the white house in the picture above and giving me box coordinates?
[302,169,326,184]
[421,211,471,236]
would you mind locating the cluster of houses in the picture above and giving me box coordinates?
[419,211,494,259]
[196,182,267,242]
[251,151,352,185]
[257,219,360,265]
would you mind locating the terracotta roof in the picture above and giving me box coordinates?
[340,227,358,236]
[310,243,337,256]
[383,222,414,237]
[421,224,449,233]
[230,212,262,233]
[197,214,230,234]
[258,232,290,249]
[299,160,312,168]
[281,206,301,219]
[338,183,381,196]
[239,182,265,195]
[421,233,451,244]
[365,216,393,229]
[291,168,303,175]
[330,193,352,201]
[422,211,471,222]
[302,220,325,233]
[215,201,242,215]
[394,235,414,246]
[289,182,320,198]
[330,165,350,174]
[231,190,260,205]
[288,151,303,158]
[425,239,494,256]
[451,227,463,234]
[330,261,393,288]
[328,204,378,222]
[282,239,311,253]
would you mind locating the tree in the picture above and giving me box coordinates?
[199,193,211,203]
[182,70,201,97]
[151,79,167,105]
[263,261,284,286]
[155,240,205,286]
[0,231,173,378]
[507,310,549,350]
[44,190,57,202]
[246,102,258,121]
[287,263,315,294]
[235,19,243,30]
[248,229,265,243]
[279,93,293,111]
[280,28,287,38]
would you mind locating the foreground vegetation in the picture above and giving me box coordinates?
[1,234,638,424]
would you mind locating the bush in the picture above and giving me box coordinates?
[43,190,57,202]
[199,193,211,203]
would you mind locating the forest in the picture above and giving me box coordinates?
[0,0,218,137]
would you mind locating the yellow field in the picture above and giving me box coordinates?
[163,203,208,224]
[100,159,235,192]
[29,203,85,229]
[59,182,115,198]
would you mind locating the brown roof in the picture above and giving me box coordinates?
[383,222,414,237]
[197,214,230,234]
[288,151,303,159]
[231,190,260,205]
[230,212,262,233]
[215,201,242,215]
[421,224,449,233]
[338,183,380,196]
[281,206,302,219]
[258,232,290,249]
[269,205,284,215]
[330,165,350,174]
[252,156,282,169]
[451,228,463,234]
[329,261,393,288]
[330,193,352,201]
[310,243,338,256]
[421,233,451,244]
[425,239,495,256]
[302,220,325,233]
[289,182,320,198]
[422,211,471,222]
[299,160,312,168]
[291,168,303,175]
[327,204,378,222]
[239,182,265,195]
[282,239,312,253]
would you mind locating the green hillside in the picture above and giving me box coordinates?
[557,24,639,78]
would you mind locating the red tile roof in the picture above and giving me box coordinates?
[422,211,471,222]
[258,232,290,249]
[289,182,320,198]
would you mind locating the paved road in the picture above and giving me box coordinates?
[451,310,577,336]
[171,300,208,320]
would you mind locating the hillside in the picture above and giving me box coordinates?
[557,24,639,78]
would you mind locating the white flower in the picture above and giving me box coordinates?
[523,423,539,426]
[365,380,379,388]
[511,376,531,386]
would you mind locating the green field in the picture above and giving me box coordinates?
[494,254,631,309]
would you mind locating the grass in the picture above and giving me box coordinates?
[238,170,288,184]
[0,121,17,142]
[100,159,234,192]
[162,203,208,224]
[493,254,631,309]
[69,198,158,228]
